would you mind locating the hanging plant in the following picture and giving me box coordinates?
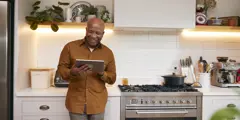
[25,1,69,32]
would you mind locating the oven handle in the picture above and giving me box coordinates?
[126,106,197,110]
[136,109,189,114]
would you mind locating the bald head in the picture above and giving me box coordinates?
[85,18,105,48]
[87,18,105,30]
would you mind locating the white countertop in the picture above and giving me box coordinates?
[16,85,240,97]
[196,86,240,96]
[16,85,121,97]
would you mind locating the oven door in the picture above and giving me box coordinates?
[125,107,198,120]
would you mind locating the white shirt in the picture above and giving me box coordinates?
[89,47,94,52]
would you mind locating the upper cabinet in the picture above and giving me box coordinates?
[114,0,196,29]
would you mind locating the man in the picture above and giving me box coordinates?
[57,18,116,120]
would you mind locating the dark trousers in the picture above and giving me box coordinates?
[69,104,104,120]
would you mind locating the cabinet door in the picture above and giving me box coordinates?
[22,116,69,120]
[104,97,120,120]
[114,0,196,29]
[203,96,240,120]
[22,116,56,120]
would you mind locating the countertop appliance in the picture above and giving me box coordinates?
[211,62,240,88]
[54,70,69,87]
[0,0,14,120]
[118,84,202,120]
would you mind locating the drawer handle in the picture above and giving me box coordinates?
[39,105,50,110]
[40,118,49,120]
[227,104,236,108]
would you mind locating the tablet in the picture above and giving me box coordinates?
[75,59,104,73]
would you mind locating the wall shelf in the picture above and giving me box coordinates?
[30,22,240,32]
[185,25,240,32]
[36,22,114,29]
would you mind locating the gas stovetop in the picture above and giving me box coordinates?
[118,84,199,92]
[118,84,202,97]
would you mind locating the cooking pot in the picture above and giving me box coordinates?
[162,73,186,86]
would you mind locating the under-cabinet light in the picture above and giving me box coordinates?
[182,30,240,37]
[35,28,113,34]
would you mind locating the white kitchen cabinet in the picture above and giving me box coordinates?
[114,0,196,29]
[203,96,240,120]
[15,96,120,120]
[22,115,69,120]
[104,97,120,120]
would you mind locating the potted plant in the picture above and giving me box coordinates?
[210,89,240,120]
[100,9,110,22]
[25,1,69,32]
[81,5,98,20]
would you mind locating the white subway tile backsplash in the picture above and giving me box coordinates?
[149,31,177,42]
[216,42,240,50]
[178,40,203,49]
[202,50,217,63]
[35,30,240,84]
[216,50,240,57]
[203,41,217,50]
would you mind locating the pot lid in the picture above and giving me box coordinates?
[162,73,186,78]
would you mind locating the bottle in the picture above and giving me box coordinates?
[236,69,240,84]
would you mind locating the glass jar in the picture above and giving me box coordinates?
[122,78,128,85]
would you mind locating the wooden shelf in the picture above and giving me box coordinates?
[37,22,114,29]
[34,22,240,32]
[185,25,240,32]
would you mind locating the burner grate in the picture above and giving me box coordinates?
[118,84,198,92]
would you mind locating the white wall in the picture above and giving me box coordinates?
[16,0,240,86]
[15,0,38,91]
[34,30,240,85]
[14,0,38,118]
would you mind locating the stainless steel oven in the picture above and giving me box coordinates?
[118,85,203,120]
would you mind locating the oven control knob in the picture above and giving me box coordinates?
[145,100,150,104]
[173,100,178,104]
[166,100,171,104]
[151,100,156,104]
[159,100,164,104]
[180,100,186,104]
[187,100,192,104]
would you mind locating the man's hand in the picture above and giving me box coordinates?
[98,72,104,76]
[70,64,90,76]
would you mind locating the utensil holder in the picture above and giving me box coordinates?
[199,73,210,88]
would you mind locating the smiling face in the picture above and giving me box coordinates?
[85,18,105,48]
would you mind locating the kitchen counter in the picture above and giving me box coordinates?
[197,86,240,96]
[15,85,121,97]
[15,85,240,97]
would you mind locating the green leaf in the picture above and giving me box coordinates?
[25,16,37,22]
[210,107,240,120]
[33,6,40,11]
[53,17,63,22]
[58,2,69,5]
[52,5,63,12]
[227,104,236,108]
[51,23,59,32]
[30,22,38,30]
[41,15,50,21]
[32,1,41,6]
[30,11,35,15]
[53,9,62,14]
